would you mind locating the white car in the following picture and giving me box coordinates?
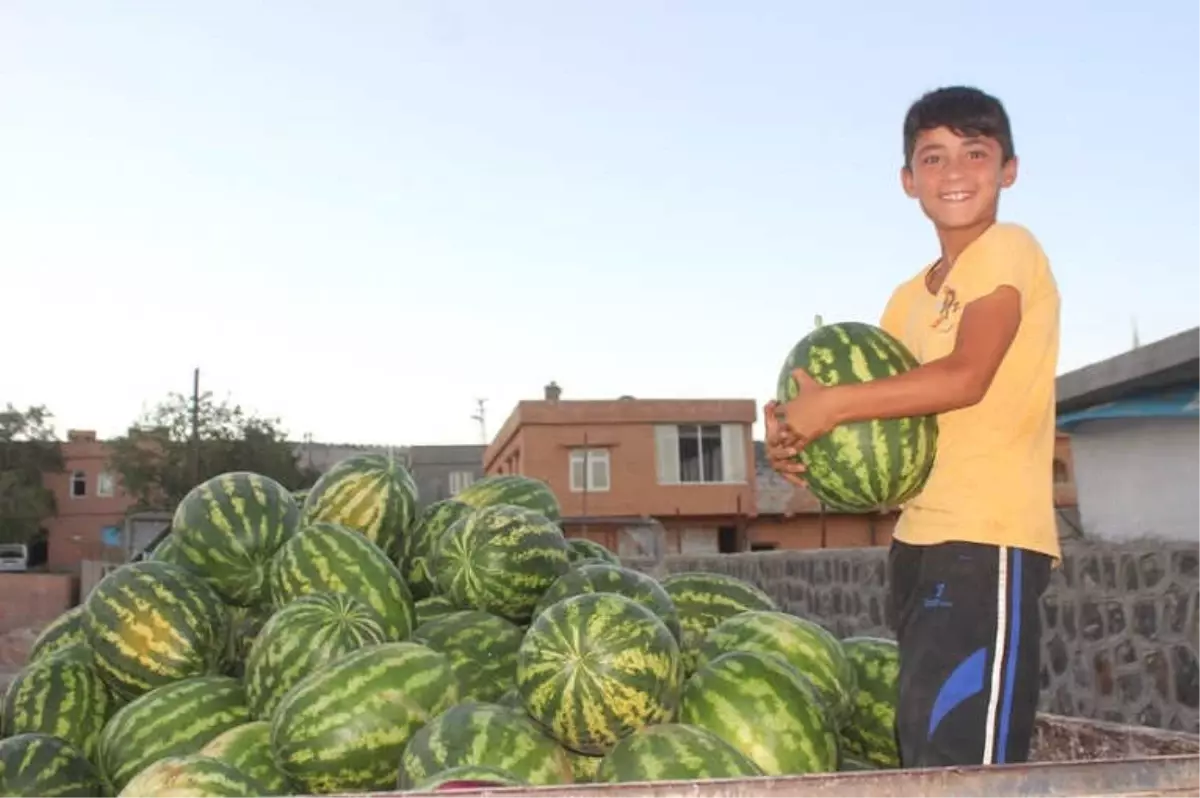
[0,543,29,572]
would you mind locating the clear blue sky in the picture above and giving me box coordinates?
[3,2,1197,446]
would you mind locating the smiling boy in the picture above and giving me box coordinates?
[765,86,1061,767]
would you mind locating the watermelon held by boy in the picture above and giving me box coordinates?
[775,320,938,513]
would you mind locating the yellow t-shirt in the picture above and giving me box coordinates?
[880,222,1062,560]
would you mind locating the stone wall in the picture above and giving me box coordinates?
[627,537,1200,733]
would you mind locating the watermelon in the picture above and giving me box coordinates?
[567,538,619,566]
[270,641,461,794]
[454,474,562,523]
[199,721,290,794]
[1,643,121,760]
[775,321,938,512]
[412,765,522,791]
[517,592,681,755]
[150,532,188,566]
[596,723,764,783]
[291,488,309,506]
[566,749,603,783]
[660,572,778,674]
[679,650,837,776]
[839,754,881,771]
[300,452,419,561]
[117,755,270,797]
[697,610,855,726]
[27,606,86,665]
[269,521,416,641]
[83,560,230,698]
[0,734,102,797]
[432,504,572,622]
[533,563,681,641]
[398,702,574,788]
[170,471,300,607]
[222,602,274,678]
[410,611,524,703]
[244,591,387,719]
[839,636,900,768]
[496,687,523,709]
[406,499,473,600]
[416,594,459,626]
[97,675,250,794]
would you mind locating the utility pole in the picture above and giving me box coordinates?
[471,399,487,444]
[191,368,201,484]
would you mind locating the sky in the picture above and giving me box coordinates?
[3,1,1197,446]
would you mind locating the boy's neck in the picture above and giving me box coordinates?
[936,216,997,266]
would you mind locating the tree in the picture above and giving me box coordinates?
[108,391,320,512]
[0,405,64,545]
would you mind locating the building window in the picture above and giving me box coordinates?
[448,471,475,496]
[654,423,748,485]
[569,449,610,493]
[97,471,116,498]
[70,470,87,498]
[1053,459,1069,484]
[678,424,724,483]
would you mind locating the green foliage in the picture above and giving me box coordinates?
[108,391,319,512]
[0,405,63,545]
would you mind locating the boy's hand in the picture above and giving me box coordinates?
[778,369,841,446]
[764,399,807,488]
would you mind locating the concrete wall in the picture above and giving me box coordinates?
[627,537,1200,733]
[1068,418,1199,542]
[0,573,76,634]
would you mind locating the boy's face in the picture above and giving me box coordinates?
[900,126,1017,231]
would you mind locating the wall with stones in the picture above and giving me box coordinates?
[628,537,1200,733]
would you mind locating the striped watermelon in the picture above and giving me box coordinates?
[270,641,461,794]
[97,675,250,794]
[0,734,102,797]
[566,750,603,783]
[406,499,473,600]
[660,572,778,674]
[839,636,900,768]
[269,521,416,641]
[150,532,188,567]
[170,471,300,607]
[410,611,524,702]
[2,643,121,760]
[398,702,574,788]
[533,563,681,641]
[454,475,562,523]
[497,687,523,709]
[83,561,229,698]
[199,721,290,794]
[596,723,764,783]
[117,755,270,797]
[679,650,837,775]
[432,504,572,623]
[567,538,620,567]
[27,606,86,665]
[412,765,522,791]
[775,321,938,512]
[222,603,274,678]
[697,610,856,726]
[301,452,419,561]
[416,594,458,626]
[291,488,309,506]
[245,592,387,719]
[517,593,681,755]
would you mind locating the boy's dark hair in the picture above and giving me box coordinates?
[903,86,1015,168]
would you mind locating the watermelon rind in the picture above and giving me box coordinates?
[270,641,461,794]
[432,504,572,623]
[244,591,388,720]
[26,606,86,665]
[83,560,230,698]
[199,720,290,794]
[0,733,102,798]
[596,723,765,783]
[416,594,459,626]
[269,521,416,642]
[398,702,574,789]
[301,452,419,561]
[679,650,837,776]
[517,592,682,755]
[660,571,778,674]
[1,642,121,761]
[533,562,681,642]
[406,499,473,601]
[410,610,524,703]
[117,754,271,797]
[566,538,620,567]
[453,474,562,523]
[839,636,901,768]
[96,674,251,794]
[775,321,938,512]
[170,471,300,607]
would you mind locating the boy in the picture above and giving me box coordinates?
[765,86,1060,768]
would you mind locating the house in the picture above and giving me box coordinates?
[483,383,756,557]
[408,444,487,507]
[1056,327,1199,542]
[42,430,134,571]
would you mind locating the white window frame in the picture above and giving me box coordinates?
[448,470,475,496]
[97,471,116,498]
[655,423,747,485]
[70,470,87,499]
[569,448,610,493]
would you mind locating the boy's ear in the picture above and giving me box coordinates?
[1000,155,1019,189]
[900,165,918,198]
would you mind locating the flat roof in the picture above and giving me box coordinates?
[1056,327,1199,414]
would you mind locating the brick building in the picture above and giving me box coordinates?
[42,430,134,570]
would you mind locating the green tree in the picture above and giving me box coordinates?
[0,405,64,545]
[108,391,320,512]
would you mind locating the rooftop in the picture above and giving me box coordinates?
[1056,327,1199,415]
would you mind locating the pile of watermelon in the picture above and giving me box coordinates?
[0,456,901,797]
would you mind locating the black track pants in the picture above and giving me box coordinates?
[887,540,1052,768]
